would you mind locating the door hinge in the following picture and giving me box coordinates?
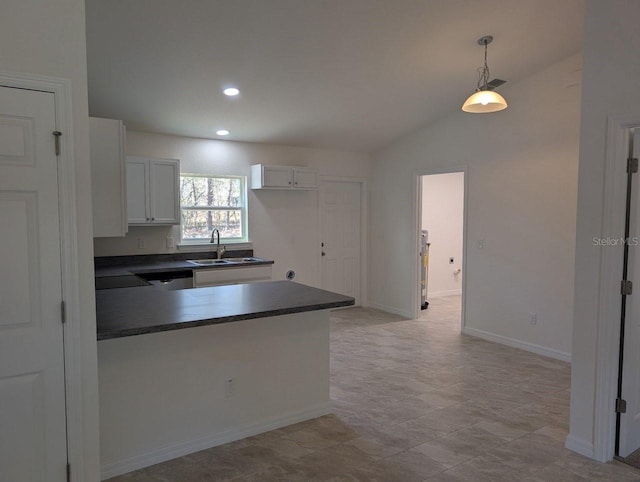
[621,280,633,296]
[61,300,66,324]
[53,131,62,156]
[66,462,71,482]
[616,398,627,414]
[628,157,638,173]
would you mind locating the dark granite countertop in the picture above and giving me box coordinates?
[96,280,354,340]
[94,252,274,278]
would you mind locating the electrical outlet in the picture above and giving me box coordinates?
[529,313,537,325]
[225,378,235,398]
[166,237,175,248]
[477,238,485,249]
[449,257,455,264]
[138,238,145,249]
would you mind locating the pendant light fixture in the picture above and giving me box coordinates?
[462,35,508,113]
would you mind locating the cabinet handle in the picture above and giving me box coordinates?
[322,251,326,256]
[146,217,150,221]
[151,217,155,221]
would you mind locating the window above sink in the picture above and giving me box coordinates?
[180,174,248,245]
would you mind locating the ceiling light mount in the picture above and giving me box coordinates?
[462,35,508,113]
[478,35,493,47]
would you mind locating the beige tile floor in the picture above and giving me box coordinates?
[108,296,640,481]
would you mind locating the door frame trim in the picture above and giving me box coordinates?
[0,71,89,477]
[412,167,468,327]
[319,176,368,307]
[592,114,640,461]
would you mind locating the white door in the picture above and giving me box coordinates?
[0,86,67,480]
[620,131,640,457]
[320,181,361,305]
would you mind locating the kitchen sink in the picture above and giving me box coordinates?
[224,257,263,263]
[187,259,230,266]
[187,257,266,266]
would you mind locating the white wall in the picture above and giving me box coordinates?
[99,311,330,479]
[369,54,581,360]
[568,0,640,460]
[0,1,99,480]
[421,172,464,297]
[94,131,369,289]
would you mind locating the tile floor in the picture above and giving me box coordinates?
[108,296,640,481]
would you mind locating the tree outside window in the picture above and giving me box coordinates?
[180,174,247,242]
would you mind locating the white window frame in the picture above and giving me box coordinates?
[179,173,249,245]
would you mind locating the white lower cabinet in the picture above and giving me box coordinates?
[127,156,180,225]
[194,265,273,287]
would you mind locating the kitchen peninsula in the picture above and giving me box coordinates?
[96,279,353,479]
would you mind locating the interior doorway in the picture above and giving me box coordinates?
[416,170,466,327]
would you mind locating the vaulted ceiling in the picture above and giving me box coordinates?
[85,0,584,153]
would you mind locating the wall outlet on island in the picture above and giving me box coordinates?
[225,378,235,398]
[166,237,175,249]
[529,313,537,325]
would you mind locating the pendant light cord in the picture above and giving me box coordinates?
[477,40,490,91]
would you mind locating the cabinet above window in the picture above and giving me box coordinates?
[250,164,319,190]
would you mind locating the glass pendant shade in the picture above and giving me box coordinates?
[461,90,508,113]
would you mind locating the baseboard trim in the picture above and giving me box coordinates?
[368,302,413,319]
[100,402,332,480]
[463,327,571,363]
[565,433,595,459]
[427,289,462,299]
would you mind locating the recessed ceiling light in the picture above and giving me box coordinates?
[216,129,230,136]
[223,87,240,97]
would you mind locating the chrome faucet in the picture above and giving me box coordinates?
[210,228,226,260]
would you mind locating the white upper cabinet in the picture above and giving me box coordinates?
[251,164,319,190]
[90,117,128,237]
[126,156,180,225]
[293,167,320,189]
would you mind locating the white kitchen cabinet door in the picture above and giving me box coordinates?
[293,167,319,189]
[127,157,180,225]
[264,166,293,188]
[251,164,293,189]
[149,159,180,224]
[90,117,128,237]
[126,158,150,224]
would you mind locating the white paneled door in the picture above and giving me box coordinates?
[320,181,361,305]
[620,133,640,458]
[0,86,67,480]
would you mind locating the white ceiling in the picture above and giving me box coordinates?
[85,0,584,153]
